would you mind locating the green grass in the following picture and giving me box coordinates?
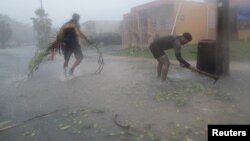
[111,44,197,60]
[229,40,250,61]
[111,47,153,58]
[111,41,250,62]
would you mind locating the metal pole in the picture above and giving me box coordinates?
[216,0,230,76]
[40,0,43,9]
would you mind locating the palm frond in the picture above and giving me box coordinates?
[28,40,59,78]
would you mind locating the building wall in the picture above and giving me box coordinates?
[122,0,250,47]
[95,21,121,34]
[140,4,174,44]
[122,0,217,48]
[122,13,140,48]
[174,0,216,43]
[122,0,175,48]
[238,29,250,40]
[229,0,250,7]
[238,19,250,40]
[82,21,121,35]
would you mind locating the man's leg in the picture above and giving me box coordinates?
[69,45,83,75]
[69,59,82,74]
[157,61,163,78]
[63,46,72,76]
[64,60,69,69]
[157,55,170,81]
[149,44,162,78]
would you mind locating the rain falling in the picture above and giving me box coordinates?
[0,0,250,141]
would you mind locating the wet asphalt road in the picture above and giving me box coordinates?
[0,45,250,141]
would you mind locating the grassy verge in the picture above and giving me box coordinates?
[111,41,250,62]
[229,40,250,61]
[111,44,198,60]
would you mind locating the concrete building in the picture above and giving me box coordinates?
[82,20,121,35]
[122,0,250,48]
[81,20,122,45]
[122,0,217,48]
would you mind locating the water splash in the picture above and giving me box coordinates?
[59,69,83,82]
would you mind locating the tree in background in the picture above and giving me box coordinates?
[31,8,51,49]
[0,14,36,45]
[0,20,12,48]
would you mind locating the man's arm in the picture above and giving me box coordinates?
[75,25,92,44]
[76,29,88,40]
[174,40,190,68]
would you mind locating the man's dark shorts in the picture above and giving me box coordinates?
[62,41,83,61]
[149,43,165,59]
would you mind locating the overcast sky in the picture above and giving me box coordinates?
[0,0,155,27]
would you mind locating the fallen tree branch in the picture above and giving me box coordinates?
[113,114,148,135]
[93,44,104,74]
[28,40,61,78]
[0,109,61,133]
[195,69,219,80]
[113,114,130,129]
[187,67,219,84]
[172,63,219,83]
